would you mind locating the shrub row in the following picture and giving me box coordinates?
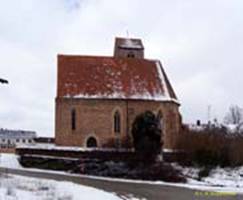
[174,128,243,167]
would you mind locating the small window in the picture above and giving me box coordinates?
[22,139,26,143]
[28,139,32,143]
[71,108,76,131]
[16,139,19,143]
[127,52,135,58]
[114,111,121,133]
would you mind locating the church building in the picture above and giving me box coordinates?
[55,37,181,149]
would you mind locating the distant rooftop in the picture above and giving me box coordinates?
[0,129,37,139]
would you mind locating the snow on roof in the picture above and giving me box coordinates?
[226,124,238,133]
[118,38,143,49]
[57,55,179,104]
[187,124,207,132]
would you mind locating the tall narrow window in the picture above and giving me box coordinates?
[71,109,76,131]
[114,111,121,133]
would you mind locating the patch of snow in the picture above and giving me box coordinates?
[0,153,22,168]
[118,193,147,200]
[226,124,237,133]
[64,92,179,104]
[172,163,243,193]
[0,174,122,200]
[17,143,133,152]
[1,154,243,194]
[187,124,207,132]
[203,167,243,188]
[225,124,238,133]
[21,154,80,161]
[119,39,143,49]
[163,149,185,153]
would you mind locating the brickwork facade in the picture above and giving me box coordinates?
[55,37,181,150]
[55,98,181,149]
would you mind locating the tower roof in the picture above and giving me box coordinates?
[114,37,145,58]
[115,37,144,50]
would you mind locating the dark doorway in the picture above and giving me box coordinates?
[86,137,97,147]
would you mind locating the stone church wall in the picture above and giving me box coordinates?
[55,98,181,149]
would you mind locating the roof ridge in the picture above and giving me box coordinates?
[58,54,156,62]
[58,54,113,59]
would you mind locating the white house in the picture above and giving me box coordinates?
[0,129,36,148]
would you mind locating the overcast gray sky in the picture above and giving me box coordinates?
[0,0,243,136]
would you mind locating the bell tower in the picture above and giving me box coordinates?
[114,37,144,59]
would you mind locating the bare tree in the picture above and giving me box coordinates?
[224,105,243,125]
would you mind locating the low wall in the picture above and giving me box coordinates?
[16,147,191,164]
[17,153,185,182]
[16,148,148,162]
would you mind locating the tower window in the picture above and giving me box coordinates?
[127,52,135,58]
[71,108,76,131]
[114,111,121,133]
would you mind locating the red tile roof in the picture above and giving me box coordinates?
[57,55,178,103]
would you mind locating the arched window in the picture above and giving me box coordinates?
[86,137,97,147]
[71,108,76,131]
[114,111,121,134]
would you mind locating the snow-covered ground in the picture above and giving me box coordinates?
[0,153,243,195]
[172,163,243,193]
[17,143,133,152]
[0,174,122,200]
[0,154,143,200]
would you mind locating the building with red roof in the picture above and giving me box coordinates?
[55,37,181,149]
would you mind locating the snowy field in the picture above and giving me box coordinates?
[171,163,243,193]
[0,174,122,200]
[0,154,142,200]
[0,153,243,195]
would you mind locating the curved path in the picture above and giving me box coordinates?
[0,167,241,200]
